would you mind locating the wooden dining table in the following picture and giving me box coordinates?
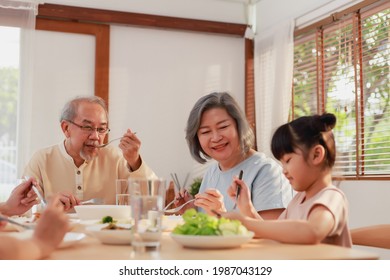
[47,230,378,260]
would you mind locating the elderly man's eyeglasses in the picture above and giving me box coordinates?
[67,120,110,135]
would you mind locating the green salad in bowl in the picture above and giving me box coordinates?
[172,209,249,236]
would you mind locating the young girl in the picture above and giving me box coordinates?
[224,113,352,247]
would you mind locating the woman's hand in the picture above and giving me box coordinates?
[194,188,226,215]
[0,177,39,216]
[173,189,194,215]
[0,220,7,230]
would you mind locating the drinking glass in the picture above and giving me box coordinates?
[129,178,166,250]
[116,179,130,206]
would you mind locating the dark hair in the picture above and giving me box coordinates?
[60,96,108,122]
[185,92,255,164]
[271,113,337,168]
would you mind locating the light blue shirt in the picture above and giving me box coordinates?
[199,152,293,212]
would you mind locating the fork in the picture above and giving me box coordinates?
[80,198,104,205]
[164,198,177,211]
[163,196,184,211]
[164,198,196,214]
[31,184,47,207]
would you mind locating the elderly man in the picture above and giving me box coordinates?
[23,96,156,211]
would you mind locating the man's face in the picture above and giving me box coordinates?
[64,102,108,162]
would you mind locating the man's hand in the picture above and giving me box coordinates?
[119,129,142,171]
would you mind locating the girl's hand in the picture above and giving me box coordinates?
[194,188,226,215]
[227,176,257,218]
[221,211,245,222]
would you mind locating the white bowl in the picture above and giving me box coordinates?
[86,224,132,245]
[74,205,131,221]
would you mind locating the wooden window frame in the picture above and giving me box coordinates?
[36,18,110,105]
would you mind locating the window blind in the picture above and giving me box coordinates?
[293,0,390,178]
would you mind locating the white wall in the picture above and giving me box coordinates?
[30,16,245,188]
[108,25,244,182]
[31,30,95,148]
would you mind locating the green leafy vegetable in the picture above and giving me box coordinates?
[172,209,248,236]
[101,216,114,224]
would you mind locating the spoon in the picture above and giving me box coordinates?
[95,137,122,148]
[95,132,137,148]
[164,198,196,214]
[80,198,104,205]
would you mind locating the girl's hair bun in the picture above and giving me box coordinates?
[320,113,336,130]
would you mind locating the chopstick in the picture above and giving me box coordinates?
[233,170,244,210]
[174,173,181,191]
[170,173,181,194]
[183,173,190,189]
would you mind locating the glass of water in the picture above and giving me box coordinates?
[129,178,166,250]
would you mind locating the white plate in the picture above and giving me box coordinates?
[170,231,254,249]
[7,216,81,232]
[6,231,86,248]
[59,232,86,248]
[86,224,132,245]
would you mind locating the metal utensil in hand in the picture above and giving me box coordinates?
[0,215,34,230]
[163,196,184,211]
[80,198,104,205]
[31,184,47,207]
[164,198,196,214]
[95,137,122,148]
[233,170,243,210]
[96,132,137,148]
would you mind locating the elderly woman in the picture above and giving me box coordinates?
[176,92,293,219]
